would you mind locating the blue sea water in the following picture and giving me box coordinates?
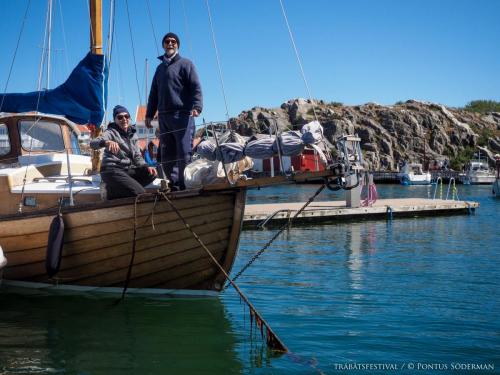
[0,184,498,374]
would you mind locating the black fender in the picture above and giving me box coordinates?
[46,214,65,278]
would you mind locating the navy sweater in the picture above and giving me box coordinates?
[146,54,203,118]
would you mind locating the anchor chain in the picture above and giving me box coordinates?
[225,183,326,289]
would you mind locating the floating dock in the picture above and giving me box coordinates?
[243,198,478,229]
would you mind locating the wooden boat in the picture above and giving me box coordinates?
[0,1,356,298]
[0,110,247,295]
[0,0,249,296]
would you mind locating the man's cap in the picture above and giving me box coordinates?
[113,105,130,118]
[162,32,180,47]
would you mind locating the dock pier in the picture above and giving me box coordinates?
[243,198,478,229]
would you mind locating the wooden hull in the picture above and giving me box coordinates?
[0,189,246,294]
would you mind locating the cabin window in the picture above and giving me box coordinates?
[18,120,65,152]
[0,123,10,156]
[70,130,81,155]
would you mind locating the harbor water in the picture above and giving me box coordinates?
[0,184,498,374]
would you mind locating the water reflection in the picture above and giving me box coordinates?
[0,293,243,374]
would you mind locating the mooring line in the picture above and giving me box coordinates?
[159,191,288,352]
[227,183,326,287]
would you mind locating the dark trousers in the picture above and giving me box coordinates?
[101,166,156,200]
[158,112,195,190]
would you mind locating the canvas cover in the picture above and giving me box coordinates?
[0,53,108,126]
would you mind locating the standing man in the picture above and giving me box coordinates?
[145,32,203,190]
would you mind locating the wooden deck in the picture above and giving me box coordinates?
[243,198,479,228]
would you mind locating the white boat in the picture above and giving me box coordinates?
[460,157,496,185]
[493,155,500,197]
[397,163,432,185]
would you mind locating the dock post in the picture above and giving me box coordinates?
[346,174,361,208]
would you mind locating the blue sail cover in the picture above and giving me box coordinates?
[0,53,108,126]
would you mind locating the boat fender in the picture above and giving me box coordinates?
[46,214,65,278]
[0,245,7,269]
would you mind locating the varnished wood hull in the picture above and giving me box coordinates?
[0,189,246,293]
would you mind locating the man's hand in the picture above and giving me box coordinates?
[148,166,158,177]
[105,140,120,154]
[145,117,153,128]
[191,109,200,117]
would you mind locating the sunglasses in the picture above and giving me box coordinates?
[116,114,130,120]
[164,39,177,45]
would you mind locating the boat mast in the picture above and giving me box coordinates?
[90,0,103,173]
[90,0,103,55]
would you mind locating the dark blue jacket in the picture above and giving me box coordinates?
[146,54,203,118]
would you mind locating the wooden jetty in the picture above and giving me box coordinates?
[243,198,478,229]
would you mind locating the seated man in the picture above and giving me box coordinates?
[90,105,158,200]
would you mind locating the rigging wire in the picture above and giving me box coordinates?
[37,0,51,91]
[145,0,160,56]
[205,0,230,121]
[86,0,94,50]
[113,33,125,109]
[278,0,319,122]
[168,0,171,31]
[124,0,143,105]
[46,0,53,89]
[0,0,32,112]
[181,0,195,64]
[182,0,195,63]
[104,0,116,122]
[57,0,70,74]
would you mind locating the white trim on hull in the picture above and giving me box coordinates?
[0,280,219,298]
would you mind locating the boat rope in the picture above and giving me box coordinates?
[124,0,143,105]
[159,191,288,352]
[121,194,142,299]
[278,0,319,123]
[227,184,326,287]
[205,0,230,120]
[145,0,160,56]
[0,0,31,113]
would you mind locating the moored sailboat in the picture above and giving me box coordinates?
[0,1,355,298]
[0,1,248,296]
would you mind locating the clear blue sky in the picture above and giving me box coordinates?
[1,0,499,125]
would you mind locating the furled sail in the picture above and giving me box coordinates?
[0,53,108,126]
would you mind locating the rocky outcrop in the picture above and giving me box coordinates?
[228,99,500,170]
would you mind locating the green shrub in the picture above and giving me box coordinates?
[447,146,475,170]
[463,100,500,114]
[477,128,495,146]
